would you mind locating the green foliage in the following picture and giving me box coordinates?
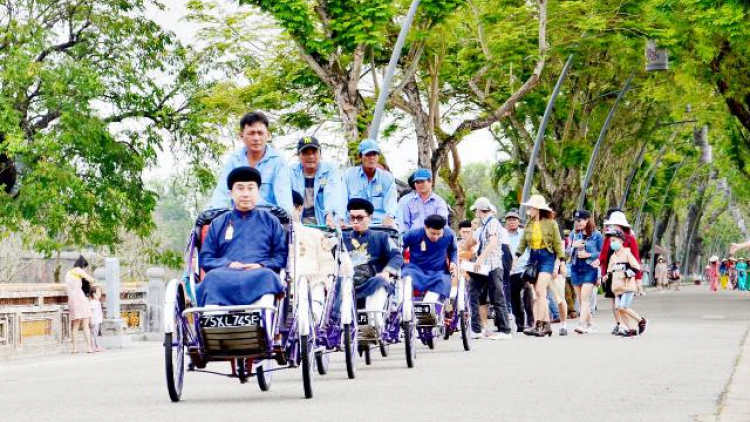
[0,0,221,253]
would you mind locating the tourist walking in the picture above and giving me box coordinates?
[655,257,669,291]
[515,195,565,337]
[467,197,513,340]
[729,258,738,289]
[504,209,535,332]
[720,259,729,289]
[668,261,682,291]
[65,256,94,353]
[594,210,646,335]
[604,228,643,338]
[737,258,748,291]
[567,210,603,334]
[88,286,105,352]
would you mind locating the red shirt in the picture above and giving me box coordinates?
[599,232,642,280]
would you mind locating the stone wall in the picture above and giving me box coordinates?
[0,267,168,359]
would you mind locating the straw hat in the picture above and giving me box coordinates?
[604,211,631,228]
[709,255,719,263]
[521,194,552,212]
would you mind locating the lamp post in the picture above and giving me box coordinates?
[519,54,574,219]
[368,0,421,140]
[577,40,669,209]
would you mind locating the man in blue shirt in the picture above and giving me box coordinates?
[289,136,345,228]
[402,215,458,309]
[207,111,293,214]
[343,139,398,227]
[397,168,449,232]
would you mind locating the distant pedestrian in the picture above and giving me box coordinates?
[708,256,720,291]
[737,258,748,291]
[668,261,682,291]
[720,259,729,289]
[88,286,105,352]
[654,257,668,291]
[729,258,738,289]
[65,256,94,353]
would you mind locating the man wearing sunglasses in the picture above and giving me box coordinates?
[342,198,403,337]
[343,139,398,227]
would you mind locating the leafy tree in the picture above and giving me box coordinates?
[0,0,221,253]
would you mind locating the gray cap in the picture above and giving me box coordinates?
[470,197,493,211]
[505,209,520,220]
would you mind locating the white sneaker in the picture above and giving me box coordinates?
[586,325,597,334]
[470,331,484,339]
[488,332,513,340]
[574,325,586,334]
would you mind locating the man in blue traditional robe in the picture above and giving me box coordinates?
[342,198,403,336]
[401,214,458,305]
[197,166,288,307]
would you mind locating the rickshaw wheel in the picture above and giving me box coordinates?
[460,311,471,351]
[379,342,389,357]
[364,346,372,365]
[256,361,273,392]
[427,334,435,350]
[301,335,314,399]
[165,328,185,402]
[343,324,356,379]
[403,321,415,368]
[315,350,329,375]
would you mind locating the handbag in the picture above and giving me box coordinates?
[522,262,540,284]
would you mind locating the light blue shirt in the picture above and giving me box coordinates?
[397,191,449,232]
[343,166,398,223]
[207,145,293,214]
[507,228,530,275]
[290,161,346,225]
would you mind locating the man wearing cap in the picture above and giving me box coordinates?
[290,136,346,228]
[342,198,403,337]
[464,197,512,340]
[343,139,398,227]
[504,209,535,332]
[208,111,293,214]
[396,168,449,233]
[197,167,288,307]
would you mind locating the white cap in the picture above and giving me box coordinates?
[470,197,493,212]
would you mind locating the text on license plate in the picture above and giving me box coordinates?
[200,313,260,328]
[357,313,369,325]
[415,304,431,314]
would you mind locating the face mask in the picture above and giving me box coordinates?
[610,241,622,251]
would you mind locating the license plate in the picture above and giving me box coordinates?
[357,312,369,325]
[200,313,260,328]
[415,304,432,314]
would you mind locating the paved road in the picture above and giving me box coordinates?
[2,286,749,422]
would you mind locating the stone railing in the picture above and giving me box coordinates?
[0,265,168,359]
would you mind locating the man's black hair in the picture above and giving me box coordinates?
[424,214,447,230]
[458,220,472,229]
[240,111,270,131]
[347,198,374,215]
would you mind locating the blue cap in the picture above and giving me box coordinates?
[358,139,381,155]
[413,168,432,181]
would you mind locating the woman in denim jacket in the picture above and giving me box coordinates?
[567,210,603,334]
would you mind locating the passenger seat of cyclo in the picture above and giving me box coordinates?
[291,191,336,325]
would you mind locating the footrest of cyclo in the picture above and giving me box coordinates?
[414,302,442,327]
[356,310,383,343]
[199,312,269,359]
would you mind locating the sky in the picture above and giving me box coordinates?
[148,0,500,181]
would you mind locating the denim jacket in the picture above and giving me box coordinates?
[567,229,603,268]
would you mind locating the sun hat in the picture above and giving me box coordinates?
[470,197,493,212]
[709,256,719,262]
[604,211,630,228]
[520,194,552,212]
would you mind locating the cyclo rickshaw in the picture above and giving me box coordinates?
[349,226,417,368]
[163,205,317,401]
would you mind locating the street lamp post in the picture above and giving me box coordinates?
[368,0,421,140]
[519,54,574,219]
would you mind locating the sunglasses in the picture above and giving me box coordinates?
[349,215,368,222]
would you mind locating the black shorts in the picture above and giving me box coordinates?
[478,282,490,306]
[603,276,615,299]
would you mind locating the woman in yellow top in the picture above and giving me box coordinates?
[65,256,95,353]
[516,195,565,337]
